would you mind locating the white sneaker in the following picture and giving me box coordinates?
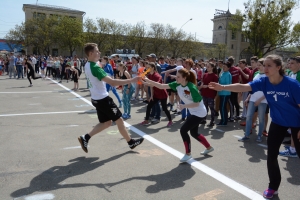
[151,118,160,124]
[180,154,192,162]
[200,147,214,155]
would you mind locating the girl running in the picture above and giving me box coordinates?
[118,63,135,119]
[209,54,300,199]
[140,62,173,126]
[24,58,41,87]
[143,68,214,162]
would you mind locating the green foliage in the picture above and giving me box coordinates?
[231,0,300,56]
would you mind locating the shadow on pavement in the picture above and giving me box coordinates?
[281,158,300,186]
[105,163,195,193]
[11,151,138,198]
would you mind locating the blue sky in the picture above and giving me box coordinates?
[1,0,300,43]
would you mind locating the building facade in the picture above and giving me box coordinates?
[23,4,85,57]
[211,9,250,63]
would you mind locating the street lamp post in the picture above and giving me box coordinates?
[180,18,192,30]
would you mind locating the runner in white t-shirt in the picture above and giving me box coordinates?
[143,68,214,163]
[78,43,144,153]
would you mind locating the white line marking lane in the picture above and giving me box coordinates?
[0,111,94,117]
[49,78,265,200]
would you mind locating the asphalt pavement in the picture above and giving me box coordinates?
[0,74,299,200]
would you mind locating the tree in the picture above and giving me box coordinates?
[5,23,26,52]
[165,25,186,57]
[54,16,84,56]
[126,21,149,56]
[230,0,300,57]
[107,20,125,54]
[148,23,168,56]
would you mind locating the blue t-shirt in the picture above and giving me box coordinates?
[103,63,114,77]
[160,63,168,80]
[218,71,232,96]
[250,76,300,127]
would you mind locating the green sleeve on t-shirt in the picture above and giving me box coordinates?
[253,71,260,78]
[90,62,107,81]
[296,71,300,83]
[187,82,202,102]
[168,81,179,91]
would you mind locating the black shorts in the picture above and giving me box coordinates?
[167,89,177,96]
[91,96,122,123]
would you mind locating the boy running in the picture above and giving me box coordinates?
[78,43,144,153]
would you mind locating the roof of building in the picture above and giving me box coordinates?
[23,4,85,15]
[0,39,23,52]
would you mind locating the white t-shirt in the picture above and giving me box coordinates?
[85,61,109,100]
[175,65,184,71]
[169,82,207,118]
[250,73,267,103]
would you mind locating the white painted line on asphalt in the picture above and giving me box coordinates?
[257,144,268,148]
[21,193,55,200]
[234,135,243,139]
[50,78,265,200]
[214,129,224,132]
[0,91,53,94]
[66,125,79,127]
[63,146,86,150]
[29,103,41,106]
[0,110,91,117]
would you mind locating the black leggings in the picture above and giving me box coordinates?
[180,115,210,154]
[145,98,171,121]
[46,67,52,77]
[267,122,300,191]
[229,92,239,117]
[27,71,41,84]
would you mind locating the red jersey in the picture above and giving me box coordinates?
[240,67,251,84]
[110,60,116,70]
[197,69,202,81]
[148,72,168,99]
[249,68,258,81]
[201,73,219,98]
[126,62,132,72]
[229,66,240,84]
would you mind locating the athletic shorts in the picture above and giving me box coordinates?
[167,88,177,96]
[91,96,122,123]
[254,104,269,114]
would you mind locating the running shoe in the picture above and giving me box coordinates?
[122,113,128,119]
[151,118,160,124]
[140,120,151,126]
[228,118,234,122]
[28,84,33,87]
[279,147,298,158]
[126,114,131,119]
[200,147,214,155]
[256,136,262,143]
[180,154,192,162]
[240,121,246,126]
[200,120,207,124]
[78,135,88,153]
[263,188,278,199]
[129,138,144,149]
[238,136,250,142]
[167,121,173,127]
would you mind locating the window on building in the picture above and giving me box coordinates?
[241,34,249,42]
[232,32,236,40]
[33,12,46,19]
[69,16,76,19]
[218,26,223,30]
[52,49,58,56]
[231,44,234,49]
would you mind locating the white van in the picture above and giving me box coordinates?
[110,54,139,61]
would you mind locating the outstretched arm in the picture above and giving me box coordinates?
[161,68,176,74]
[208,82,252,92]
[143,77,170,90]
[103,76,138,87]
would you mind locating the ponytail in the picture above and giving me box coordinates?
[178,68,197,85]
